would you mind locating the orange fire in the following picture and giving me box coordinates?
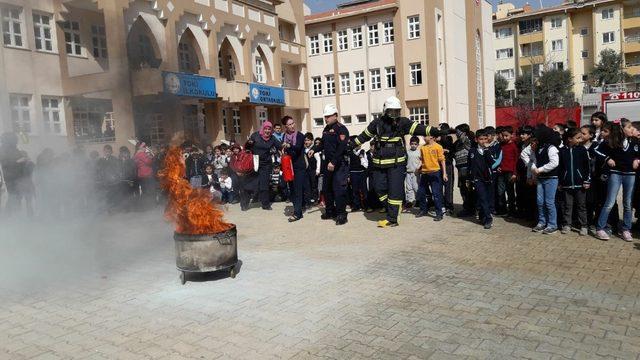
[159,146,233,235]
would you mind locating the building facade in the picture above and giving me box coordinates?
[493,0,640,102]
[0,0,309,155]
[304,0,495,137]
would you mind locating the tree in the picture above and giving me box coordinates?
[514,68,575,125]
[589,49,631,86]
[495,74,511,107]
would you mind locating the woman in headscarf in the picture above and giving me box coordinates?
[281,116,307,222]
[248,121,281,210]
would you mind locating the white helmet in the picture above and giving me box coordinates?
[323,104,338,117]
[383,96,402,112]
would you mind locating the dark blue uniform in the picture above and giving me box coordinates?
[313,121,350,222]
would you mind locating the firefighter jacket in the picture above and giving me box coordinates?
[353,115,438,168]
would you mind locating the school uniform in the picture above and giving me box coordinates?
[348,148,369,211]
[558,145,591,229]
[533,143,560,230]
[468,145,494,227]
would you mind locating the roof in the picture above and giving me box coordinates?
[493,0,617,24]
[304,0,397,24]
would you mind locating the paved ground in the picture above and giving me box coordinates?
[1,202,640,360]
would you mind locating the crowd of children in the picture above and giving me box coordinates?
[408,112,640,243]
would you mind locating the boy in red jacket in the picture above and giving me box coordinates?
[497,126,519,216]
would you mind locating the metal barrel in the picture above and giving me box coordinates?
[174,226,238,273]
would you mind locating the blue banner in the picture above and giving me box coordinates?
[249,83,286,106]
[163,71,217,99]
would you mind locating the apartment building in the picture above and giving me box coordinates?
[305,0,496,137]
[0,0,309,155]
[493,0,640,101]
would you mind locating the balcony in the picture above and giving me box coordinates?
[624,33,640,53]
[130,68,163,97]
[626,64,640,76]
[518,31,543,45]
[284,88,308,109]
[623,11,640,29]
[280,40,305,65]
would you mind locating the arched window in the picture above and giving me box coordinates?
[255,56,266,83]
[475,31,484,129]
[127,18,162,69]
[218,37,239,81]
[177,30,201,73]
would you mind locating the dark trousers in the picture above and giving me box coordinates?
[350,171,368,210]
[516,178,536,220]
[322,162,349,219]
[372,165,406,223]
[221,189,235,203]
[138,177,156,209]
[475,180,494,225]
[289,169,306,218]
[457,169,475,214]
[417,171,444,216]
[443,162,454,211]
[562,188,587,228]
[496,172,516,215]
[304,168,318,204]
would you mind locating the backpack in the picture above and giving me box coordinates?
[230,151,255,175]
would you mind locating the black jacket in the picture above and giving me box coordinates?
[467,146,494,182]
[559,146,591,189]
[186,154,205,179]
[313,122,349,168]
[283,132,306,171]
[594,139,639,175]
[201,174,220,191]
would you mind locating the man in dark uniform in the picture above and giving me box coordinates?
[308,104,350,225]
[352,96,442,228]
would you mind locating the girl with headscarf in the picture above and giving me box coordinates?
[281,116,306,222]
[247,121,282,210]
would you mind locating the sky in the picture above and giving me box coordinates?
[304,0,565,14]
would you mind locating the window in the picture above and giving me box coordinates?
[351,27,362,48]
[227,55,236,79]
[581,74,589,82]
[222,108,228,134]
[551,39,563,51]
[497,69,515,80]
[340,73,351,94]
[33,13,53,51]
[309,35,319,55]
[385,67,396,88]
[370,69,381,90]
[356,114,366,123]
[312,76,322,96]
[552,62,564,70]
[519,18,542,34]
[603,31,615,44]
[383,21,394,43]
[496,48,514,59]
[581,50,589,58]
[342,115,352,124]
[232,109,241,135]
[10,94,31,134]
[602,8,614,20]
[323,32,333,53]
[580,28,589,36]
[409,107,428,125]
[72,100,114,142]
[410,63,422,85]
[178,42,195,72]
[325,75,335,95]
[91,25,107,58]
[257,107,268,125]
[495,27,512,39]
[354,71,365,92]
[281,68,286,88]
[42,97,64,135]
[368,24,379,46]
[1,5,23,47]
[550,18,562,29]
[521,43,542,57]
[63,21,82,56]
[475,33,484,129]
[314,118,324,127]
[338,29,348,51]
[147,113,164,145]
[255,57,265,83]
[408,16,420,39]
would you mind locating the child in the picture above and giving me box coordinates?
[467,129,494,229]
[405,136,421,209]
[213,146,227,177]
[516,126,536,220]
[417,134,447,221]
[581,125,597,227]
[497,126,518,216]
[201,164,222,202]
[219,168,235,204]
[593,122,619,233]
[303,133,319,205]
[439,124,455,214]
[558,128,590,236]
[593,119,639,241]
[532,126,560,234]
[591,111,607,143]
[348,135,369,212]
[270,164,288,202]
[453,124,474,217]
[485,126,503,213]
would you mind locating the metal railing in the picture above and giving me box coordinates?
[625,34,640,43]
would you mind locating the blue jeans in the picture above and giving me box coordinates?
[418,172,443,216]
[536,178,558,229]
[597,173,635,231]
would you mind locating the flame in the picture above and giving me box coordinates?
[159,146,233,235]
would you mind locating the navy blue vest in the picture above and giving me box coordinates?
[536,144,559,178]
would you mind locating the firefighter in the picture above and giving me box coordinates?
[308,104,350,225]
[352,96,442,228]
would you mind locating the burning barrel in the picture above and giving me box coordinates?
[175,226,238,284]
